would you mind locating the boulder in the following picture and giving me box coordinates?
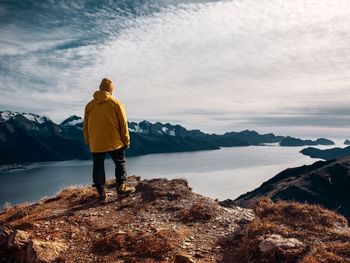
[259,234,304,253]
[26,239,68,263]
[0,227,67,263]
[8,229,30,249]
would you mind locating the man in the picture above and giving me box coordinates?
[84,78,135,200]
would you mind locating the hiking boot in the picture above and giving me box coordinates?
[96,185,106,200]
[116,181,135,195]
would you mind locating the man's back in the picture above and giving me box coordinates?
[84,90,130,153]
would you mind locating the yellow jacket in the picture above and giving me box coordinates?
[83,91,130,153]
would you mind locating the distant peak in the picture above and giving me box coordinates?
[67,115,81,120]
[139,120,151,124]
[0,110,50,124]
[61,115,83,126]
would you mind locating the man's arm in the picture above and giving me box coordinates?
[116,102,130,148]
[83,105,90,146]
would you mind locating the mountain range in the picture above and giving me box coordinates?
[0,111,335,165]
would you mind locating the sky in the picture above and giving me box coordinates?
[1,0,350,138]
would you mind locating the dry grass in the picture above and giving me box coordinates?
[0,202,33,225]
[253,198,348,231]
[133,230,174,259]
[57,186,96,202]
[0,185,98,232]
[2,202,13,210]
[2,178,206,262]
[301,242,350,263]
[235,198,350,263]
[91,229,175,260]
[177,199,217,222]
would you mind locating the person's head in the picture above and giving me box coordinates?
[99,78,115,93]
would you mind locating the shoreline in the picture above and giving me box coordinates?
[0,140,343,172]
[0,163,29,173]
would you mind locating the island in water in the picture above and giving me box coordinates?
[300,146,350,160]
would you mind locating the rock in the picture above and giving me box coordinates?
[0,226,12,246]
[0,227,67,263]
[218,199,237,208]
[259,234,304,253]
[8,229,30,249]
[173,254,196,263]
[26,239,68,263]
[0,227,29,262]
[0,177,257,262]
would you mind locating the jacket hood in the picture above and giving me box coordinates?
[93,90,112,104]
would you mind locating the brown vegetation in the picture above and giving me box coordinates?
[177,199,218,223]
[1,177,348,263]
[0,176,253,262]
[91,229,175,259]
[225,198,350,263]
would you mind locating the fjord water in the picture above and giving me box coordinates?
[0,143,340,208]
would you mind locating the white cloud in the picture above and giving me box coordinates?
[1,0,350,136]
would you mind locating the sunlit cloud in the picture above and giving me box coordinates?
[0,0,350,136]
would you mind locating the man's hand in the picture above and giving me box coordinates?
[121,145,129,151]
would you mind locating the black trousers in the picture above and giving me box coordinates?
[92,148,127,187]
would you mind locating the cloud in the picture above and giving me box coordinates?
[0,0,350,136]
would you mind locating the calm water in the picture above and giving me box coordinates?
[0,143,342,208]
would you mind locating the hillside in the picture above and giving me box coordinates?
[0,176,254,262]
[0,111,285,165]
[1,177,350,262]
[235,156,350,220]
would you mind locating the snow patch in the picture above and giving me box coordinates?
[129,124,144,133]
[0,111,15,121]
[162,126,175,136]
[169,129,176,136]
[0,111,50,123]
[65,118,83,126]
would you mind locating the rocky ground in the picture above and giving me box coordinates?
[1,176,350,263]
[0,176,254,262]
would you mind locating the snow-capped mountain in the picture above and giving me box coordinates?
[0,111,289,165]
[0,111,50,124]
[0,111,90,164]
[129,121,182,136]
[58,116,84,140]
[59,116,194,137]
[60,115,83,129]
[0,111,218,164]
[0,110,61,136]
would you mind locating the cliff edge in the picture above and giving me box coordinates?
[0,177,253,262]
[1,176,349,263]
